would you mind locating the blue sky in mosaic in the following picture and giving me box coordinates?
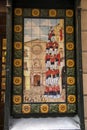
[24,18,60,42]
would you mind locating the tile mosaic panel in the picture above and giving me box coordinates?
[12,8,76,116]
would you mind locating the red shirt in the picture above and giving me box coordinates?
[45,86,49,92]
[57,53,60,59]
[53,42,58,48]
[51,70,56,76]
[46,69,52,76]
[49,87,53,92]
[55,86,60,91]
[45,54,50,61]
[46,43,50,48]
[57,53,60,65]
[48,33,53,40]
[54,54,57,59]
[50,56,55,63]
[49,42,53,48]
[52,86,57,92]
[55,69,59,75]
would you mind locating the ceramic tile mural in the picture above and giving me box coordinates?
[12,8,76,116]
[23,18,65,103]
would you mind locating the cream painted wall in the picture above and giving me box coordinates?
[81,0,87,129]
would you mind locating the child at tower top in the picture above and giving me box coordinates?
[48,26,55,42]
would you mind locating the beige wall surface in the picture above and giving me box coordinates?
[81,0,87,129]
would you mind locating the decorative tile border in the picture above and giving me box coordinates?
[12,8,76,115]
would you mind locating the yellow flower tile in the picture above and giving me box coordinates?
[13,95,22,104]
[32,9,40,16]
[40,104,49,113]
[66,59,75,67]
[66,9,73,17]
[13,77,22,85]
[14,59,22,67]
[59,104,67,113]
[68,95,76,103]
[49,9,57,17]
[14,25,22,32]
[22,104,31,114]
[14,8,22,16]
[66,26,74,34]
[67,77,75,85]
[14,42,22,50]
[66,42,74,50]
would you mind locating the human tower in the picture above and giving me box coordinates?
[44,26,60,98]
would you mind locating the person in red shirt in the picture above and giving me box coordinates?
[55,69,59,77]
[56,85,60,98]
[46,42,50,54]
[52,86,57,96]
[44,86,49,95]
[48,32,53,41]
[57,53,60,66]
[51,69,56,77]
[52,69,57,85]
[50,55,55,69]
[54,54,58,69]
[49,41,53,48]
[54,69,59,85]
[46,68,52,78]
[46,68,52,85]
[53,41,58,48]
[48,26,55,42]
[49,86,53,95]
[49,42,53,55]
[45,54,51,68]
[53,41,58,55]
[56,85,60,94]
[45,54,50,62]
[52,69,59,85]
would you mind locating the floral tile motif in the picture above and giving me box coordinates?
[13,95,22,104]
[49,9,57,17]
[66,10,73,17]
[59,104,67,113]
[32,9,40,16]
[40,104,49,113]
[14,8,22,16]
[67,95,76,104]
[22,104,31,114]
[14,42,22,50]
[13,77,22,85]
[12,8,77,116]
